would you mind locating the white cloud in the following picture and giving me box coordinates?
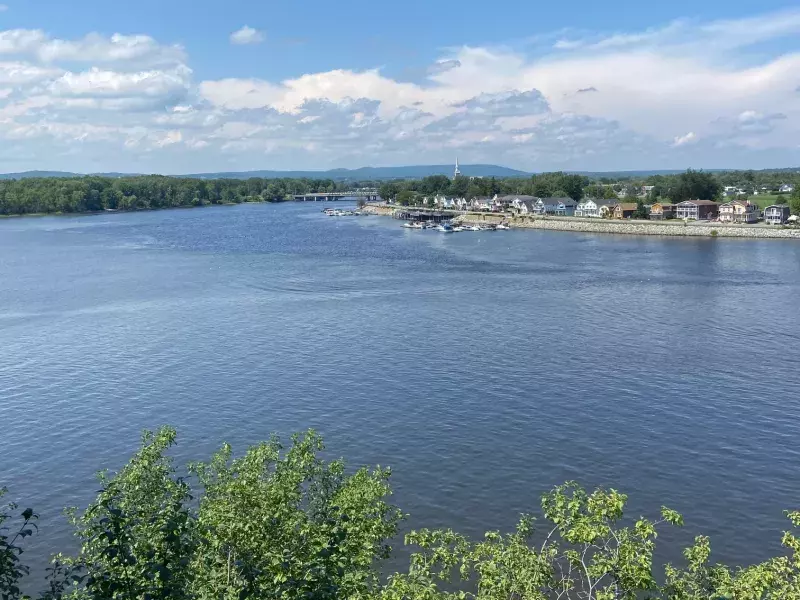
[0,5,8,12]
[0,29,185,67]
[230,26,265,46]
[0,9,800,172]
[673,132,697,147]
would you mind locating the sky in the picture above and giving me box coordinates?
[0,0,799,174]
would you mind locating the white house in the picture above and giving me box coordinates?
[780,184,796,194]
[509,195,536,211]
[455,197,469,210]
[518,199,536,215]
[575,198,605,217]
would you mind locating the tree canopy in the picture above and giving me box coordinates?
[3,427,800,600]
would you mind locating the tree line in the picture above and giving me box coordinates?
[0,176,359,216]
[2,169,799,217]
[3,427,799,599]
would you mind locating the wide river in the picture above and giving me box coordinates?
[1,202,799,581]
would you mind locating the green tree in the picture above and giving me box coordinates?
[396,190,417,206]
[378,182,399,203]
[633,198,648,219]
[667,170,722,203]
[790,188,800,216]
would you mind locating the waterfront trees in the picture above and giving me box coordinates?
[4,427,800,600]
[663,170,722,203]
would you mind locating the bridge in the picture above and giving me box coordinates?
[292,189,379,202]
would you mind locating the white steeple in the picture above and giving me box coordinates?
[454,157,461,179]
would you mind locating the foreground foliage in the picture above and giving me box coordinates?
[2,428,799,599]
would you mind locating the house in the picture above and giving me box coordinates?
[719,200,759,223]
[469,197,492,211]
[675,200,720,220]
[764,204,790,225]
[516,199,536,215]
[508,195,536,212]
[455,197,469,210]
[779,184,795,194]
[649,202,675,220]
[533,197,577,216]
[612,203,638,219]
[575,198,615,217]
[575,198,602,217]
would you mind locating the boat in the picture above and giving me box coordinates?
[466,225,482,231]
[496,223,511,230]
[436,223,455,233]
[402,221,425,229]
[452,226,465,232]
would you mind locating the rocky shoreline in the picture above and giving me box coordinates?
[362,205,800,239]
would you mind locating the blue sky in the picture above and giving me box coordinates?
[0,0,799,173]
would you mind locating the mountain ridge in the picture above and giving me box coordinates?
[0,165,797,181]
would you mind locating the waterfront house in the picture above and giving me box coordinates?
[575,198,605,217]
[612,203,638,219]
[518,199,536,215]
[533,197,577,216]
[509,195,536,212]
[649,202,675,220]
[779,184,795,194]
[764,204,790,225]
[675,200,720,220]
[455,197,469,210]
[719,200,759,223]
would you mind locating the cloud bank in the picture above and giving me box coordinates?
[0,9,799,172]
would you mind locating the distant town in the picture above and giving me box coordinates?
[376,161,799,226]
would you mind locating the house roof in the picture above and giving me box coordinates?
[651,203,675,209]
[677,200,720,206]
[615,203,638,211]
[539,197,577,207]
[520,199,536,211]
[579,197,614,207]
[500,194,535,202]
[765,204,790,209]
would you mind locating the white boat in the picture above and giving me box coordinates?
[436,223,455,233]
[496,223,511,230]
[466,225,482,231]
[453,226,465,232]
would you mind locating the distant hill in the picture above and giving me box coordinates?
[0,165,530,181]
[0,170,82,179]
[181,164,531,180]
[1,166,797,181]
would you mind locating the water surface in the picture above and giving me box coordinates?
[1,203,799,580]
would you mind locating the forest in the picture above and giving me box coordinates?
[2,427,800,599]
[0,176,352,216]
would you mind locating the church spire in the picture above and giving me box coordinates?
[454,157,462,179]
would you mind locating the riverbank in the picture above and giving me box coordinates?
[0,199,288,220]
[362,204,800,239]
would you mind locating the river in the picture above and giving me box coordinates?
[1,202,799,581]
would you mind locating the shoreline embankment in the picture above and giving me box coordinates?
[362,204,800,240]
